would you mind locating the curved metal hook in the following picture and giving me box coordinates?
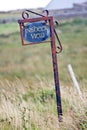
[22,9,49,19]
[55,20,59,26]
[22,9,48,19]
[54,29,62,54]
[22,10,30,19]
[42,10,49,16]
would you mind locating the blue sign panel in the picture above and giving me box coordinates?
[23,22,50,43]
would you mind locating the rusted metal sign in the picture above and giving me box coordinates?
[18,10,63,122]
[23,21,50,43]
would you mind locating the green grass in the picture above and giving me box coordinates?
[57,18,87,86]
[0,18,87,87]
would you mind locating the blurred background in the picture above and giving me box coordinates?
[0,0,87,130]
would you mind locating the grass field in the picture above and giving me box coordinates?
[0,17,87,130]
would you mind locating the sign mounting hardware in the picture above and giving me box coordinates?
[18,9,63,122]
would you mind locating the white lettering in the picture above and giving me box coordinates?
[25,25,47,33]
[31,33,45,39]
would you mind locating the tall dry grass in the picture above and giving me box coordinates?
[0,78,87,130]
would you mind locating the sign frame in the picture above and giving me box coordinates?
[18,16,52,46]
[18,10,63,122]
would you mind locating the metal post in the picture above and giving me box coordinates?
[18,10,63,122]
[50,18,63,122]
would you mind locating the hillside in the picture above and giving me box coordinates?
[0,17,87,86]
[0,16,87,129]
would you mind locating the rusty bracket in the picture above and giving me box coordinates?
[20,9,62,54]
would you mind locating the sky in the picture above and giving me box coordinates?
[0,0,51,11]
[0,0,86,11]
[45,0,86,10]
